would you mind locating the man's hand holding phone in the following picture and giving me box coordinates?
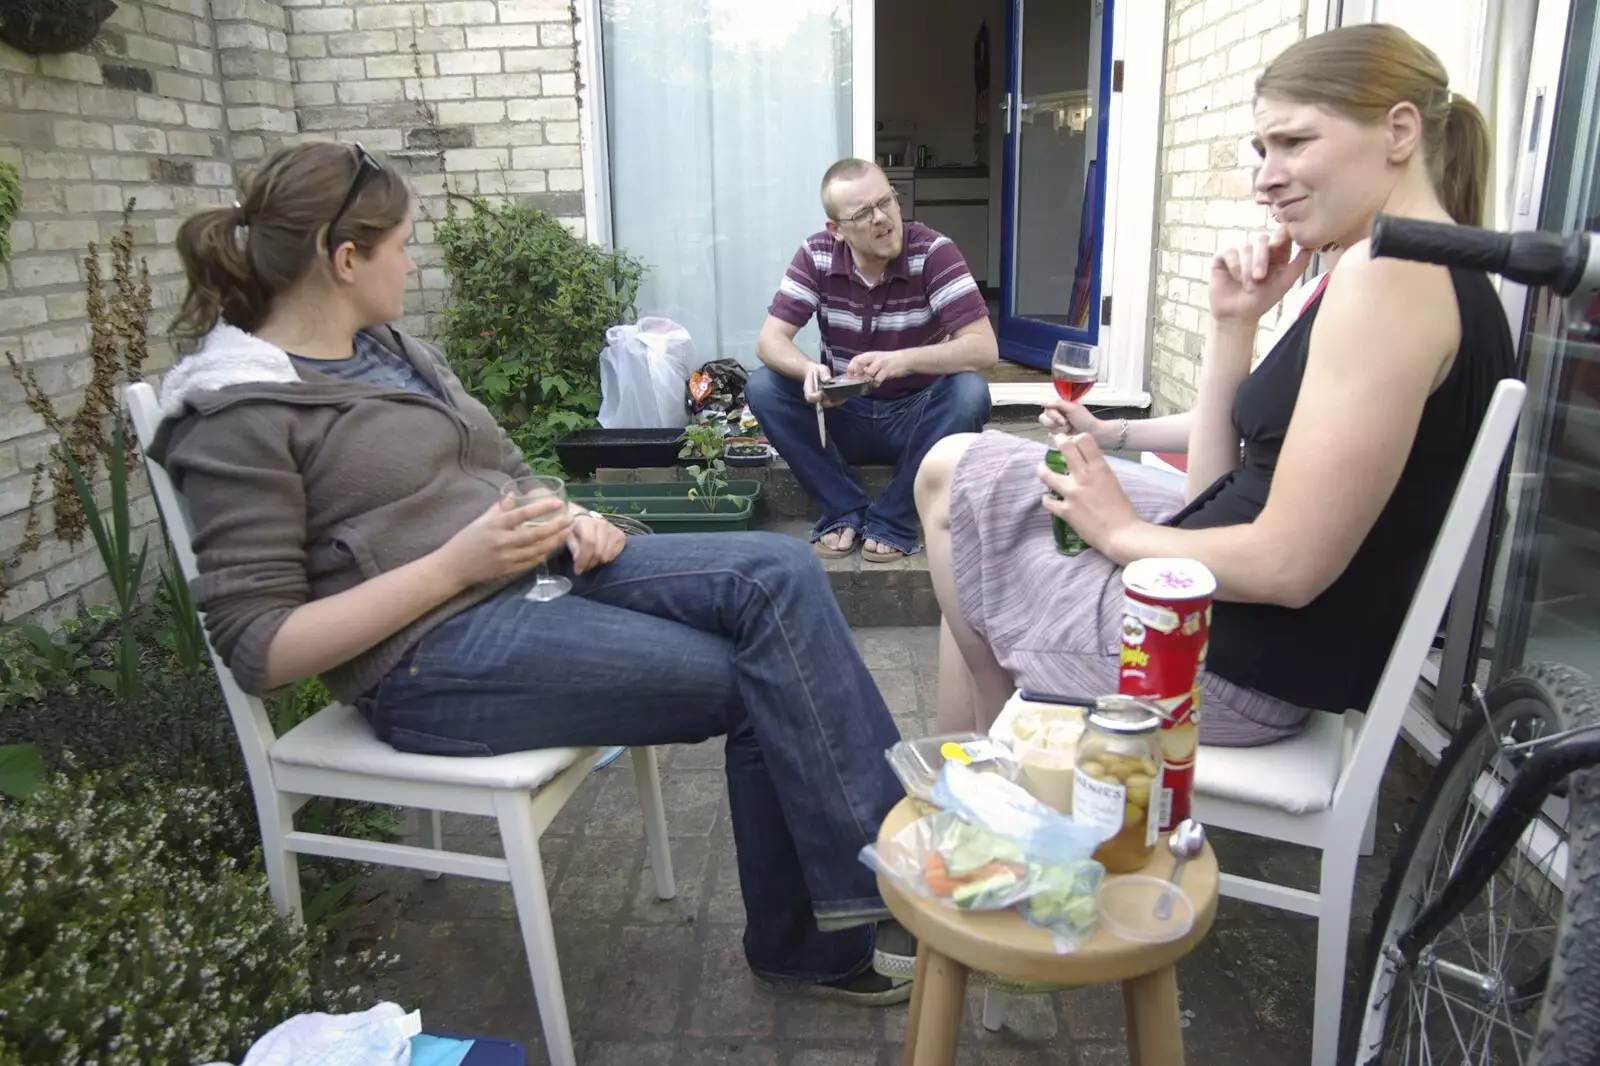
[805,363,860,409]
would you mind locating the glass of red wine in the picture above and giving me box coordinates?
[1051,341,1099,404]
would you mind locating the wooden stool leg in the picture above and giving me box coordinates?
[904,945,969,1066]
[902,944,933,1066]
[1121,965,1184,1066]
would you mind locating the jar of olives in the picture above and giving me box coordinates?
[1072,696,1164,873]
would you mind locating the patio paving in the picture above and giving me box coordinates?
[338,625,1431,1064]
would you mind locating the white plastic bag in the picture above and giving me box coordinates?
[201,1001,420,1066]
[597,316,695,428]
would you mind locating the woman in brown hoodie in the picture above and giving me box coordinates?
[150,141,916,1006]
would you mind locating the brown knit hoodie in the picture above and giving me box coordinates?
[147,323,532,701]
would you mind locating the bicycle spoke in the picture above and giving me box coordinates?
[1366,686,1580,1066]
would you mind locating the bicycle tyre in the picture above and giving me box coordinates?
[1529,668,1600,1066]
[1346,661,1600,1065]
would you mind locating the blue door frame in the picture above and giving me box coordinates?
[997,0,1116,370]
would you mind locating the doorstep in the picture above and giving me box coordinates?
[756,515,939,628]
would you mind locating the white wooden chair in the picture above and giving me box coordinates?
[984,379,1527,1065]
[126,381,675,1066]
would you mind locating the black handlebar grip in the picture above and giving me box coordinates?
[1370,215,1512,274]
[1371,213,1589,294]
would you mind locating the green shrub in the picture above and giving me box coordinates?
[436,199,645,472]
[1,664,400,897]
[0,773,367,1065]
[0,160,18,263]
[0,621,90,714]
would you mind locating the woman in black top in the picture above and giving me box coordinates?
[916,24,1517,745]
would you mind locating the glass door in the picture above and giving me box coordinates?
[1492,0,1600,683]
[599,0,858,369]
[996,0,1114,370]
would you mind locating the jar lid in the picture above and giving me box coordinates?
[1086,695,1164,735]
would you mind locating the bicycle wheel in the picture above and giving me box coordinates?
[1347,662,1600,1065]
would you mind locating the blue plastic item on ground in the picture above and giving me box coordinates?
[421,1032,526,1066]
[410,1034,474,1066]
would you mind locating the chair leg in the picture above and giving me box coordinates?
[422,809,444,881]
[1312,843,1357,1066]
[1360,793,1379,858]
[980,988,1008,1032]
[630,745,676,901]
[493,790,577,1066]
[257,789,303,923]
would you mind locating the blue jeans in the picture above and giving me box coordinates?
[360,532,905,983]
[744,367,991,554]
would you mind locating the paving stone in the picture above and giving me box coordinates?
[340,622,1416,1063]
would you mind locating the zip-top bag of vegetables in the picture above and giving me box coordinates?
[859,760,1107,951]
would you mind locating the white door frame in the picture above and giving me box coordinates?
[575,0,613,249]
[1090,0,1163,406]
[576,0,1164,410]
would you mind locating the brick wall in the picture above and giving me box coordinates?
[1147,0,1305,414]
[0,1,242,625]
[283,0,583,337]
[0,0,590,624]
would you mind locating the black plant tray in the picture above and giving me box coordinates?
[555,427,689,479]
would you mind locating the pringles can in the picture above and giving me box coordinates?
[1116,557,1216,832]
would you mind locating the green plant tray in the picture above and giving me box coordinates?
[585,495,756,533]
[568,479,764,503]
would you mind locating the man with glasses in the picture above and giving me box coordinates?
[747,157,997,562]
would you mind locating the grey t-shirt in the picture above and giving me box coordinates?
[290,330,444,401]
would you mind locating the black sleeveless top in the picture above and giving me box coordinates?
[1168,268,1516,712]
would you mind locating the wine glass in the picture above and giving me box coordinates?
[506,474,572,602]
[1051,341,1100,405]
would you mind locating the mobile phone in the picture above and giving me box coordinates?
[1017,690,1097,708]
[819,377,872,400]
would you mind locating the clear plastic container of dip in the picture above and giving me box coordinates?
[1011,706,1086,814]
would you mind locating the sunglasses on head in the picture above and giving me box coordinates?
[325,143,383,258]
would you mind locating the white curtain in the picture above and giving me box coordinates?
[600,0,855,369]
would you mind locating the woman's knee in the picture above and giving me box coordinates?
[915,432,981,517]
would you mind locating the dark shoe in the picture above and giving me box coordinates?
[757,966,912,1006]
[872,918,918,980]
[873,918,1061,994]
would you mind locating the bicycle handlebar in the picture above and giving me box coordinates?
[1370,214,1592,297]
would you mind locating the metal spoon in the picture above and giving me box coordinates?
[1154,819,1206,920]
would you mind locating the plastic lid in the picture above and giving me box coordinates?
[885,733,1019,802]
[1122,558,1217,601]
[1096,874,1196,943]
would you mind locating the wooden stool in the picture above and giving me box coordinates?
[877,798,1219,1066]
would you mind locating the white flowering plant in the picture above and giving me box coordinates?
[0,773,377,1065]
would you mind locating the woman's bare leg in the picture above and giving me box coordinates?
[935,620,981,732]
[916,433,1016,733]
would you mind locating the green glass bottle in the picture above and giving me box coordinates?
[1045,448,1088,556]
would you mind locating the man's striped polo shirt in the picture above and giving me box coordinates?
[767,221,989,399]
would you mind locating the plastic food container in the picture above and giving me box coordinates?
[1095,874,1196,943]
[886,733,1021,802]
[1011,705,1088,814]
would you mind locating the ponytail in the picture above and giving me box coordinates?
[170,141,412,346]
[1437,94,1491,228]
[173,204,262,342]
